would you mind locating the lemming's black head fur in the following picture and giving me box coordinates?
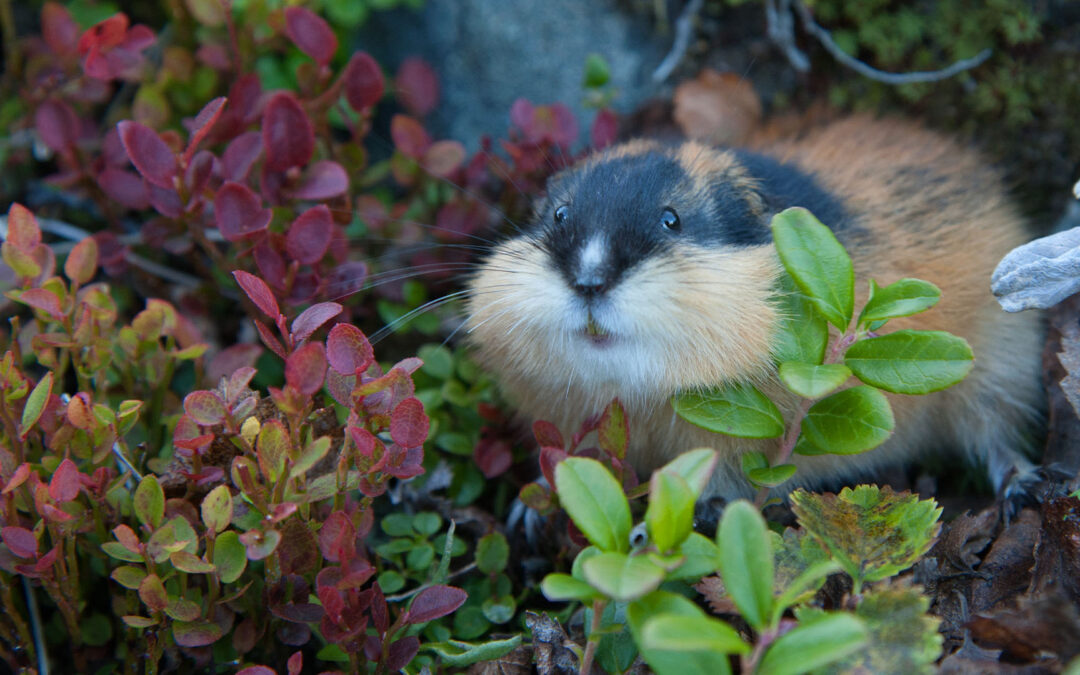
[533,144,848,300]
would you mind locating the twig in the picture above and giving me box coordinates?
[788,0,992,84]
[765,0,810,72]
[22,578,48,675]
[653,0,705,83]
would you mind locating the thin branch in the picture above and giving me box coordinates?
[22,578,48,675]
[765,0,810,72]
[653,0,705,83]
[789,0,992,84]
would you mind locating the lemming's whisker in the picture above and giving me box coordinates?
[368,289,474,345]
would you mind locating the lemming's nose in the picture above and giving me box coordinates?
[572,274,608,298]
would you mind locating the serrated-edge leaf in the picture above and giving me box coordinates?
[673,384,784,439]
[772,559,842,623]
[554,457,631,553]
[844,330,974,395]
[716,501,774,631]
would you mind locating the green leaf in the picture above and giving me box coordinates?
[673,384,784,439]
[656,448,718,499]
[583,53,611,88]
[200,485,232,534]
[212,530,247,584]
[716,500,774,631]
[858,278,941,326]
[747,464,797,488]
[771,208,855,330]
[481,595,516,624]
[475,532,509,574]
[170,551,216,574]
[290,436,331,478]
[818,583,942,674]
[844,330,974,394]
[102,542,144,563]
[772,559,842,624]
[554,457,631,553]
[668,533,723,582]
[771,528,832,605]
[779,362,851,399]
[581,551,666,602]
[790,486,942,590]
[773,278,829,365]
[541,573,603,602]
[133,474,165,530]
[797,386,894,456]
[645,472,695,552]
[111,566,147,590]
[627,591,734,675]
[640,614,750,655]
[419,344,454,379]
[757,613,868,675]
[423,635,524,667]
[19,372,52,438]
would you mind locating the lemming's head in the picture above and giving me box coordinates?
[465,141,785,408]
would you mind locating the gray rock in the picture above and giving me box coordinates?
[353,0,669,149]
[991,226,1080,312]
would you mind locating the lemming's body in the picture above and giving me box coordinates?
[465,116,1042,499]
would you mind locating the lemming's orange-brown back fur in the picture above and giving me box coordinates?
[466,115,1042,499]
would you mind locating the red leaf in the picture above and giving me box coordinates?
[215,182,272,242]
[474,437,512,478]
[597,399,628,460]
[222,131,262,182]
[77,14,129,55]
[283,7,337,67]
[207,344,263,386]
[539,446,568,487]
[395,58,439,117]
[184,149,216,196]
[184,96,227,161]
[323,261,368,300]
[184,390,227,425]
[148,183,183,218]
[326,324,374,375]
[7,203,41,250]
[287,651,302,675]
[591,108,618,149]
[97,168,149,209]
[49,458,80,503]
[263,93,313,171]
[390,115,431,160]
[236,668,276,675]
[406,585,466,624]
[233,270,280,318]
[18,288,63,320]
[66,393,94,430]
[64,237,98,285]
[252,242,286,290]
[291,302,342,344]
[117,120,178,188]
[290,161,348,200]
[386,636,420,671]
[285,205,333,264]
[42,3,80,57]
[422,140,466,177]
[343,52,384,111]
[390,397,428,448]
[3,464,32,494]
[1,527,38,559]
[318,511,356,563]
[285,342,327,396]
[255,320,287,360]
[533,420,564,449]
[35,100,80,153]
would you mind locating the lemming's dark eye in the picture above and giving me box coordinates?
[554,205,569,224]
[660,207,680,232]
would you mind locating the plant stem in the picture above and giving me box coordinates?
[579,599,606,675]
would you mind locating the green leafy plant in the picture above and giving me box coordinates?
[540,449,945,675]
[673,207,973,501]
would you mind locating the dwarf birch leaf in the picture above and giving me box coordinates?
[797,386,894,456]
[771,208,854,331]
[673,384,784,439]
[554,457,631,552]
[756,613,868,675]
[582,551,666,602]
[790,486,942,588]
[779,362,851,399]
[716,500,774,631]
[844,330,974,395]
